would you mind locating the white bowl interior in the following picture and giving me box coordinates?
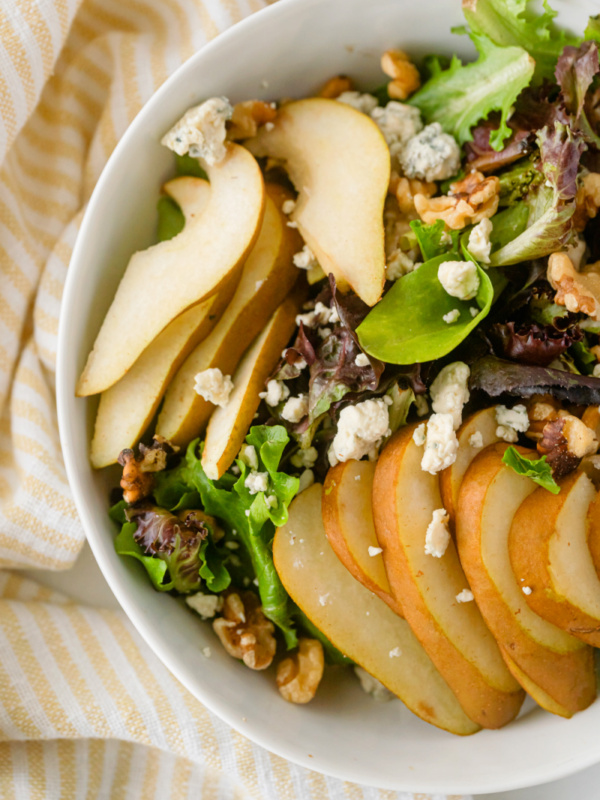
[57,0,600,793]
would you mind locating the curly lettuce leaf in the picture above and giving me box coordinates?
[409,32,534,150]
[488,321,582,366]
[187,427,299,648]
[462,0,581,82]
[489,123,584,266]
[357,253,493,364]
[410,219,460,261]
[555,40,600,148]
[156,196,184,242]
[115,522,174,592]
[199,539,231,592]
[502,446,560,494]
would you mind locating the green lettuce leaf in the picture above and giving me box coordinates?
[175,153,208,179]
[409,32,534,150]
[585,15,600,43]
[462,0,580,82]
[410,219,460,261]
[115,522,174,591]
[357,253,493,364]
[156,196,185,242]
[502,446,560,494]
[199,539,231,593]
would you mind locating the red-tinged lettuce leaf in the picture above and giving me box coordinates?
[489,123,585,266]
[465,122,533,173]
[470,354,600,403]
[555,40,600,148]
[488,321,582,366]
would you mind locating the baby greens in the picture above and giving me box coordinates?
[502,446,560,494]
[356,253,493,364]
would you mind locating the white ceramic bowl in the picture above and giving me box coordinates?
[57,0,600,793]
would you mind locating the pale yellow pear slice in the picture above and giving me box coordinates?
[156,185,301,447]
[77,143,265,397]
[247,98,389,306]
[322,460,404,617]
[273,483,479,736]
[373,425,524,729]
[201,295,299,480]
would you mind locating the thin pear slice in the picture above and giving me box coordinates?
[440,407,501,524]
[273,483,479,736]
[247,98,389,306]
[322,460,403,617]
[156,185,301,446]
[373,426,523,729]
[587,492,600,581]
[509,471,600,648]
[201,296,299,480]
[77,144,265,397]
[500,651,573,718]
[456,443,595,717]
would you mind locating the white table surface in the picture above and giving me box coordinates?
[23,542,600,800]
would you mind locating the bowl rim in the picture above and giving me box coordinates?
[56,0,600,793]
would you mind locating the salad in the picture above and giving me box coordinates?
[79,0,600,733]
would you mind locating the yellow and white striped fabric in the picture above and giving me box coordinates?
[0,0,472,797]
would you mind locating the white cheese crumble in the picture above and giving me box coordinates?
[259,379,290,407]
[386,250,417,280]
[239,444,258,470]
[318,593,330,606]
[421,413,459,474]
[328,399,391,466]
[244,470,269,495]
[161,97,233,164]
[194,368,234,408]
[354,666,394,702]
[282,199,296,215]
[371,101,423,168]
[413,423,427,447]
[296,301,338,328]
[594,364,600,378]
[456,589,474,604]
[469,431,484,448]
[336,91,379,115]
[202,646,212,659]
[430,362,470,430]
[355,353,370,367]
[495,404,529,443]
[281,394,309,423]
[186,592,224,619]
[399,122,461,182]
[298,469,315,493]
[470,306,479,318]
[389,647,402,658]
[443,309,460,324]
[468,218,493,265]
[522,586,532,596]
[425,508,451,558]
[368,546,383,557]
[438,260,480,301]
[415,394,429,417]
[293,244,319,271]
[290,446,318,469]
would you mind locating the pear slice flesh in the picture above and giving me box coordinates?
[273,483,480,736]
[456,443,595,717]
[247,98,389,307]
[77,143,265,396]
[201,295,299,480]
[509,470,600,648]
[373,426,524,729]
[156,185,301,447]
[322,460,403,617]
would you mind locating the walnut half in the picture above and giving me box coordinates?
[213,591,276,670]
[537,414,598,478]
[547,252,600,320]
[414,170,499,230]
[276,638,324,704]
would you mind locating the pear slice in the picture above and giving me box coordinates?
[201,295,299,480]
[273,483,479,735]
[322,460,403,617]
[509,470,600,648]
[440,407,501,525]
[373,425,524,729]
[247,98,389,306]
[77,143,265,397]
[456,443,595,717]
[156,185,301,447]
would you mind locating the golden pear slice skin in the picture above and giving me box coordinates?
[201,294,300,480]
[248,98,389,307]
[156,185,301,447]
[273,483,479,736]
[77,143,265,397]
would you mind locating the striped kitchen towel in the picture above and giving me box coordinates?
[0,0,472,797]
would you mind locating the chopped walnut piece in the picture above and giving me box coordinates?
[414,171,500,230]
[381,50,421,100]
[526,395,560,440]
[213,591,276,670]
[227,100,277,140]
[582,405,600,439]
[394,175,437,215]
[118,450,155,504]
[561,413,598,458]
[537,414,598,478]
[573,172,600,231]
[547,252,600,320]
[318,75,354,98]
[276,638,324,704]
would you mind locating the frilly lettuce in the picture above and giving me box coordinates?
[555,40,600,149]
